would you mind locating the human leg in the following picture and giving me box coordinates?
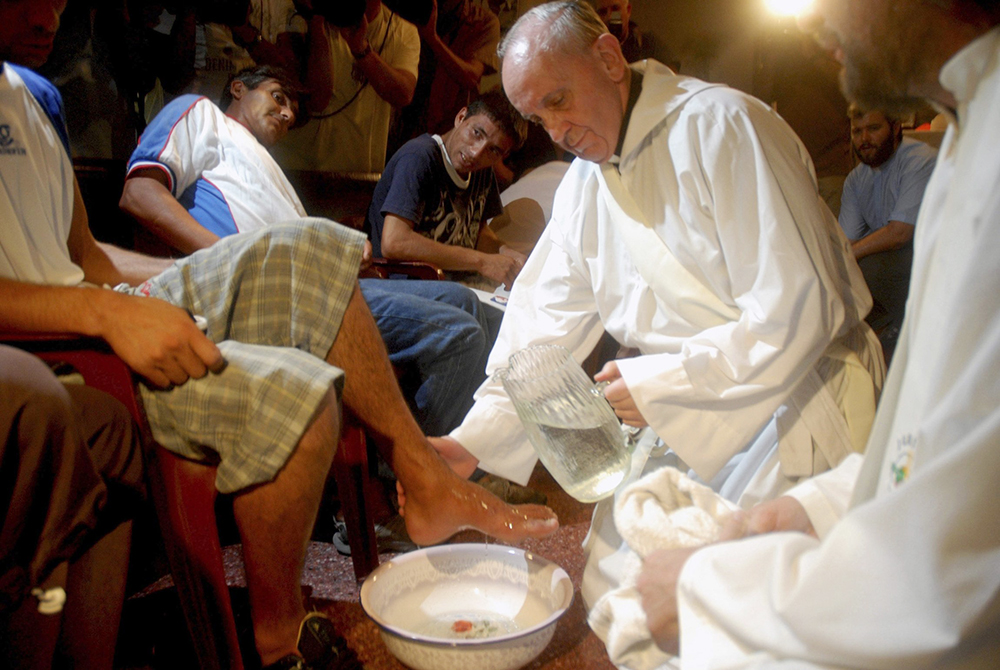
[135,221,555,659]
[360,279,493,435]
[326,284,557,546]
[858,245,914,360]
[0,348,143,670]
[231,389,340,665]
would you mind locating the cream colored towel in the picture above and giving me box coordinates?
[588,466,739,670]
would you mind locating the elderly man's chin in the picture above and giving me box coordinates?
[565,140,613,164]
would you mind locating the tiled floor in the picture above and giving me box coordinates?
[119,465,617,669]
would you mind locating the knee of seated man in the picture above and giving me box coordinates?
[65,385,146,503]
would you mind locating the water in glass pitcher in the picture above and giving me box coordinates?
[522,414,630,503]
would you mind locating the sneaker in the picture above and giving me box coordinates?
[473,472,548,505]
[374,514,417,553]
[332,516,418,556]
[262,612,361,670]
[263,655,309,670]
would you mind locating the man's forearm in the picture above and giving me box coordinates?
[303,15,334,113]
[851,220,914,260]
[353,51,416,107]
[383,227,488,272]
[424,33,486,91]
[0,277,125,338]
[120,176,220,255]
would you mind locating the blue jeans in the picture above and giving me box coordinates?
[359,279,503,435]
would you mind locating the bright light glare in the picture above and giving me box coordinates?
[764,0,813,16]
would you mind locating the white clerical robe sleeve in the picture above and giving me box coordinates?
[450,211,608,484]
[783,452,861,538]
[616,92,865,481]
[675,416,1000,669]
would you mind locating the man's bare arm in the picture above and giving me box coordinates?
[381,213,522,287]
[339,18,417,107]
[419,0,487,91]
[301,15,335,113]
[851,220,914,260]
[67,176,173,285]
[119,168,220,255]
[57,172,223,385]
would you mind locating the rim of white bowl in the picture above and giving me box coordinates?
[359,543,574,647]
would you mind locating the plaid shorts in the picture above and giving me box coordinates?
[128,218,364,493]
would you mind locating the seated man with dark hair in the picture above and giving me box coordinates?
[0,7,557,667]
[121,65,498,438]
[368,88,530,291]
[840,103,937,359]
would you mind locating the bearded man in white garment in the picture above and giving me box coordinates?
[626,0,1000,668]
[431,0,886,639]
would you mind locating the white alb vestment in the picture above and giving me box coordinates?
[674,28,1000,670]
[451,61,884,613]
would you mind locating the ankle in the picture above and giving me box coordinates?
[255,621,302,666]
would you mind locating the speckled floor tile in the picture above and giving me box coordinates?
[119,465,617,670]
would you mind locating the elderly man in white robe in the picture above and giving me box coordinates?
[432,0,885,634]
[628,0,1000,668]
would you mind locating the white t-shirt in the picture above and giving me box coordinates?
[128,94,305,237]
[274,5,420,173]
[0,63,82,286]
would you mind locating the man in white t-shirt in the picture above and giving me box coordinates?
[0,4,558,667]
[274,0,420,172]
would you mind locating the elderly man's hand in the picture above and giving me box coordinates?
[719,496,817,541]
[594,360,648,427]
[636,547,698,654]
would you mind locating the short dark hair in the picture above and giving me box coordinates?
[464,88,528,151]
[219,65,305,112]
[847,102,899,125]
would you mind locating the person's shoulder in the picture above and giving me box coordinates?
[896,137,938,168]
[5,63,60,104]
[386,5,419,38]
[152,94,218,127]
[135,95,219,158]
[4,63,70,153]
[384,134,440,181]
[394,134,440,165]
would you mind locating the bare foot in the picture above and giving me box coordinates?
[397,443,558,545]
[428,435,480,479]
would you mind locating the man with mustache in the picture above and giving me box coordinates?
[636,1,1000,667]
[840,103,937,360]
[0,3,557,668]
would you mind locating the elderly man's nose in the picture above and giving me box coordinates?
[541,115,567,144]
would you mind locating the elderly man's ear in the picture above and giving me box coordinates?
[594,31,629,83]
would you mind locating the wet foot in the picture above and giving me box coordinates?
[397,449,558,545]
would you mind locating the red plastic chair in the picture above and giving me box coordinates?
[0,331,379,670]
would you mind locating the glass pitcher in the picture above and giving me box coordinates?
[494,344,631,502]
